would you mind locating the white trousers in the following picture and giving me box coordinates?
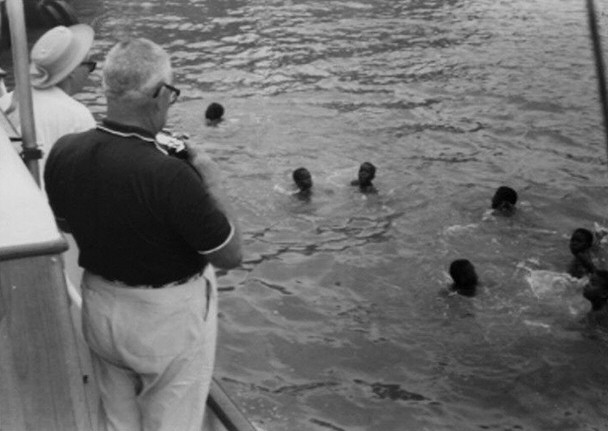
[81,266,218,431]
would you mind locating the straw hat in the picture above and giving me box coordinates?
[29,24,94,89]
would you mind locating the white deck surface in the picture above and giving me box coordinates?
[0,130,61,251]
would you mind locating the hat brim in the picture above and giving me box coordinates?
[30,24,94,89]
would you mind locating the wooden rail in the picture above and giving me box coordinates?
[0,130,90,430]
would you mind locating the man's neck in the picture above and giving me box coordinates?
[105,116,157,136]
[56,79,74,96]
[105,108,161,136]
[100,119,157,139]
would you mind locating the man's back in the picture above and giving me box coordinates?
[45,122,232,287]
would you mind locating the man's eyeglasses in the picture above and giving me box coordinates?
[153,83,181,105]
[80,61,97,73]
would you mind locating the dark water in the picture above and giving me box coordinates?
[14,0,608,429]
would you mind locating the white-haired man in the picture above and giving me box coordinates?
[44,38,242,431]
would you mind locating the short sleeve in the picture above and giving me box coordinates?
[44,139,67,218]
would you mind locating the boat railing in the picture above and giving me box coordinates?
[0,127,93,430]
[4,0,41,184]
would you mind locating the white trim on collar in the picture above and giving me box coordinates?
[96,125,168,155]
[96,124,156,143]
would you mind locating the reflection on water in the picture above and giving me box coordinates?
[20,0,608,429]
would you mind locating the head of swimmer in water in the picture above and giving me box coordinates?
[569,228,594,256]
[449,259,478,296]
[293,167,312,192]
[491,186,518,215]
[350,161,376,189]
[584,270,608,311]
[205,102,224,124]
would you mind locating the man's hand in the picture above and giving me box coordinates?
[186,144,222,189]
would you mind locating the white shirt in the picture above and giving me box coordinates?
[0,86,95,186]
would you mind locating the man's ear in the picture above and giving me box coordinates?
[151,90,167,113]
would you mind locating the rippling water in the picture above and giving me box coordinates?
[15,0,608,429]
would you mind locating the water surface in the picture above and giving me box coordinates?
[36,0,608,429]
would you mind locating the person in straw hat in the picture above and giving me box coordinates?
[0,25,97,356]
[0,24,96,182]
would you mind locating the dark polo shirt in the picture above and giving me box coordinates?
[44,120,233,287]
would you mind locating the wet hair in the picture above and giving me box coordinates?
[449,259,478,296]
[103,38,171,103]
[293,167,312,191]
[583,270,608,311]
[205,102,224,122]
[569,228,594,256]
[360,162,376,178]
[491,186,518,210]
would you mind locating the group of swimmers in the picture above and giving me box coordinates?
[567,227,608,324]
[292,161,378,199]
[447,186,517,296]
[202,103,607,325]
[447,185,608,325]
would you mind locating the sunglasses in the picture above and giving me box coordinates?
[80,61,97,73]
[153,83,181,105]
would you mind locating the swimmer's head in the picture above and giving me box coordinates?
[570,228,594,256]
[449,259,478,296]
[358,162,376,187]
[584,270,608,311]
[491,186,517,215]
[205,102,224,123]
[293,167,312,192]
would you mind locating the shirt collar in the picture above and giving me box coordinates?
[99,119,156,141]
[97,119,175,156]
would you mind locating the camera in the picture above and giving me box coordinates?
[156,130,189,159]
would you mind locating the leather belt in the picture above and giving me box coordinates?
[100,267,206,289]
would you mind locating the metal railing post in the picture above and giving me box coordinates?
[5,0,40,185]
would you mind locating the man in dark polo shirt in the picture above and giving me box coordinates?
[44,38,242,431]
